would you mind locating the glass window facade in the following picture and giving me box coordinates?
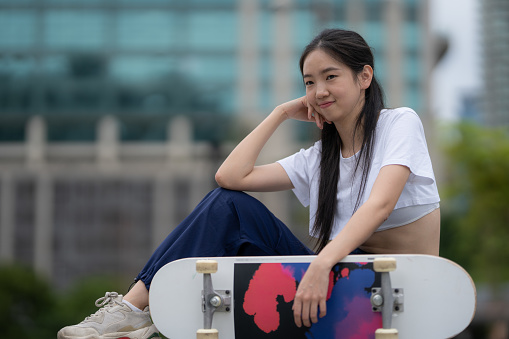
[0,0,427,142]
[44,11,108,50]
[0,10,37,49]
[116,11,176,50]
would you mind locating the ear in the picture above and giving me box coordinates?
[358,65,373,90]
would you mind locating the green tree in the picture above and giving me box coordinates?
[440,123,509,286]
[0,263,123,338]
[0,263,58,338]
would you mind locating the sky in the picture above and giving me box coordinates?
[429,0,481,121]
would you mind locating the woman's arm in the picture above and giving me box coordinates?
[293,164,411,327]
[215,97,318,192]
[318,164,411,265]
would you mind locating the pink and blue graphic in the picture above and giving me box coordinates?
[234,261,382,338]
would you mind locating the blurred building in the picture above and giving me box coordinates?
[0,0,434,289]
[0,0,431,142]
[459,92,482,123]
[481,0,509,126]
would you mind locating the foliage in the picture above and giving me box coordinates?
[439,123,509,285]
[0,262,123,339]
[57,276,126,328]
[0,263,58,338]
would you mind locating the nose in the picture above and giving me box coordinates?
[316,82,329,99]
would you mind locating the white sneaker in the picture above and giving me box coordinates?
[57,292,160,339]
[103,324,160,339]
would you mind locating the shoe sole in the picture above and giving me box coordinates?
[58,325,161,339]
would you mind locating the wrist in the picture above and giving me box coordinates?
[316,244,350,270]
[272,104,289,122]
[314,253,337,272]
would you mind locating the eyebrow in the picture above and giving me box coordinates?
[303,66,341,79]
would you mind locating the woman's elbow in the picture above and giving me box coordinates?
[215,170,227,188]
[215,170,237,189]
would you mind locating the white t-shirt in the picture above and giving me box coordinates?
[277,107,440,239]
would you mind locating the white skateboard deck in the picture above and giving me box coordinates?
[149,254,476,339]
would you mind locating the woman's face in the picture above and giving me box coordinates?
[302,49,371,127]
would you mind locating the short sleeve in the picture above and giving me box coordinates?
[379,109,435,185]
[276,141,321,207]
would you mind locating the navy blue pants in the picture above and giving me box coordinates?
[136,188,314,290]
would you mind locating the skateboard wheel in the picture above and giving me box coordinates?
[375,328,398,339]
[197,328,219,339]
[374,258,397,272]
[196,260,218,274]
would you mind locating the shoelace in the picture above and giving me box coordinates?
[83,292,123,321]
[95,291,121,308]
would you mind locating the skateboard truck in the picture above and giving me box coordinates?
[372,257,403,339]
[196,260,231,339]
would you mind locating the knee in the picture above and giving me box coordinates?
[205,188,263,211]
[210,187,247,200]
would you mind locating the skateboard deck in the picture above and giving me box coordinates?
[149,255,476,339]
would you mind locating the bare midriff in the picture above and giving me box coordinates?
[359,208,441,256]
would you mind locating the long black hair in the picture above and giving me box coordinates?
[299,29,386,252]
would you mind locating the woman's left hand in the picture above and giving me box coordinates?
[292,257,332,327]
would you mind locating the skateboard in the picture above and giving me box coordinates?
[149,255,476,339]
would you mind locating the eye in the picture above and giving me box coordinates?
[326,74,337,80]
[304,80,314,86]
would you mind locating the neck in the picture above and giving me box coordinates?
[334,116,364,159]
[334,92,366,157]
[339,128,364,158]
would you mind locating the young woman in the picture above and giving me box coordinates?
[58,28,440,339]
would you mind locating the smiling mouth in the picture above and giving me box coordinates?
[318,101,334,109]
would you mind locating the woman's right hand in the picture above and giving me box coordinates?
[216,96,329,192]
[278,96,330,130]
